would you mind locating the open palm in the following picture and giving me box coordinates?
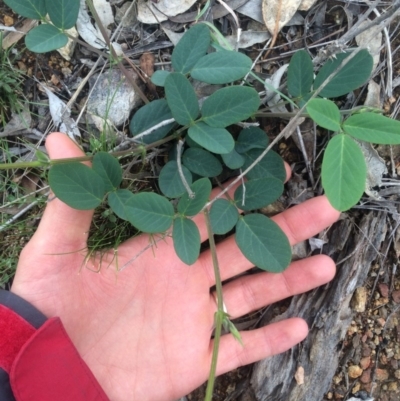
[11,133,339,401]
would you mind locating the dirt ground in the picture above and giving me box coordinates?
[1,1,400,400]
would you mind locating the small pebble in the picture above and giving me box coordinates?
[360,368,371,384]
[392,290,400,303]
[4,15,14,26]
[352,287,368,312]
[351,382,361,393]
[375,368,389,381]
[378,283,389,298]
[348,365,363,378]
[360,356,371,370]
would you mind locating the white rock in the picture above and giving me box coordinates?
[87,69,142,126]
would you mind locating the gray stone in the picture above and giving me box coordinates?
[87,69,142,127]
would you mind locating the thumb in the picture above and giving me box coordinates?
[32,132,94,253]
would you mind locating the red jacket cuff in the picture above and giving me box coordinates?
[10,317,110,401]
[0,290,109,401]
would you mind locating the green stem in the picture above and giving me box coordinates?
[0,156,91,170]
[203,208,224,401]
[255,105,380,119]
[0,132,181,170]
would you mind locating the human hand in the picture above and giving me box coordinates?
[12,132,340,401]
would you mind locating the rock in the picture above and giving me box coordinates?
[378,283,389,298]
[333,388,345,399]
[352,287,368,312]
[360,368,372,384]
[362,344,372,357]
[294,366,305,385]
[57,27,78,61]
[4,15,14,26]
[351,382,360,393]
[360,356,371,370]
[348,365,363,378]
[375,368,389,381]
[87,69,142,127]
[392,290,400,303]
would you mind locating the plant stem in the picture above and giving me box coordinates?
[256,105,380,118]
[203,208,224,401]
[0,132,180,170]
[176,139,195,199]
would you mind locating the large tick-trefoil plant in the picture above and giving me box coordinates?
[48,24,293,272]
[2,18,400,400]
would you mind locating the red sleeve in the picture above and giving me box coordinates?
[0,290,110,401]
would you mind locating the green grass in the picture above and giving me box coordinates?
[0,170,44,287]
[0,35,25,127]
[0,218,36,288]
[0,137,47,286]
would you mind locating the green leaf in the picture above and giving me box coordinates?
[235,214,291,272]
[92,152,122,192]
[159,161,193,198]
[151,70,170,87]
[124,192,174,233]
[46,0,80,30]
[182,148,222,177]
[172,24,211,74]
[242,149,286,182]
[49,163,105,210]
[307,98,341,131]
[201,86,260,128]
[25,25,68,53]
[178,178,212,216]
[188,122,234,154]
[209,199,238,235]
[130,99,174,144]
[235,127,269,153]
[108,189,135,220]
[221,148,245,169]
[191,51,252,84]
[4,0,46,19]
[234,178,283,211]
[165,73,199,126]
[223,317,243,346]
[314,50,373,98]
[186,134,203,149]
[343,113,400,144]
[287,50,314,98]
[321,134,366,211]
[172,217,200,265]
